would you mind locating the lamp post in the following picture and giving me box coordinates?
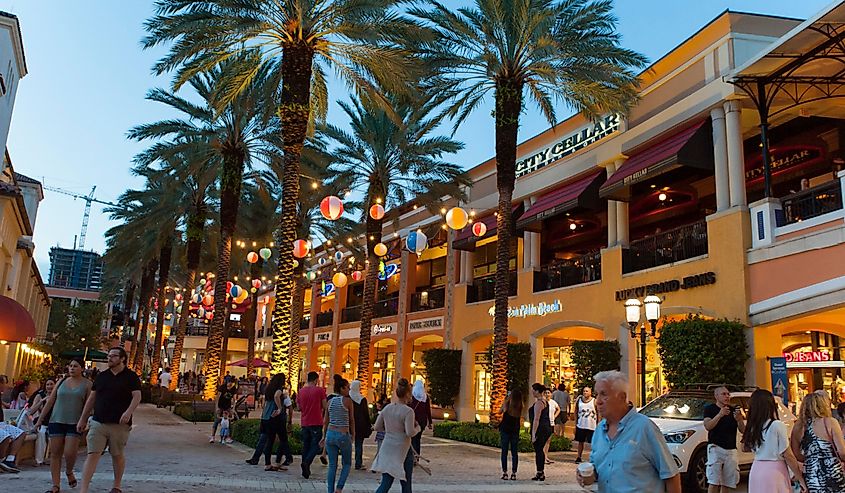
[625,295,662,406]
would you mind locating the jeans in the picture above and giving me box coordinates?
[499,431,519,473]
[533,429,552,472]
[301,425,323,466]
[354,436,365,469]
[411,430,422,456]
[375,447,414,493]
[325,430,352,493]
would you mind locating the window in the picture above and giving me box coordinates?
[472,240,517,278]
[416,257,447,289]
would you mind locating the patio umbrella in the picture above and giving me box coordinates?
[227,357,271,368]
[59,349,109,362]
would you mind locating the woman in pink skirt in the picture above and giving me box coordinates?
[742,389,807,493]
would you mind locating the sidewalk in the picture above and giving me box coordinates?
[3,404,588,492]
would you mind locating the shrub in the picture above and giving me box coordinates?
[422,349,462,407]
[433,421,570,452]
[570,340,621,391]
[486,342,532,398]
[657,315,748,387]
[231,418,304,455]
[173,403,215,422]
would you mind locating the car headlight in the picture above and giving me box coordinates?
[663,430,695,444]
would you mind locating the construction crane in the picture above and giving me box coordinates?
[42,185,118,249]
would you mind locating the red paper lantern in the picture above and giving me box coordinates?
[247,251,259,263]
[226,281,233,293]
[320,195,344,220]
[252,279,262,289]
[472,222,487,237]
[175,293,183,302]
[369,204,385,220]
[293,239,310,258]
[203,294,214,306]
[351,270,363,282]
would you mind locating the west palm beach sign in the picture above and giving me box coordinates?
[515,114,621,178]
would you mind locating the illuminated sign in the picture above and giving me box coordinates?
[378,263,400,281]
[516,114,620,178]
[614,272,716,301]
[408,316,444,332]
[372,323,397,335]
[784,350,830,363]
[315,332,332,342]
[488,300,563,318]
[746,145,824,183]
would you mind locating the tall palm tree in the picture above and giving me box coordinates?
[143,0,421,375]
[129,61,280,399]
[321,95,469,395]
[410,0,647,419]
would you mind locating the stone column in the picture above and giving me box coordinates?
[614,158,630,246]
[606,162,618,247]
[725,100,747,207]
[457,338,475,421]
[443,229,458,348]
[711,106,731,212]
[395,249,411,381]
[460,250,474,284]
[522,230,532,269]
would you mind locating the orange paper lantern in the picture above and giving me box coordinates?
[293,239,310,258]
[320,195,344,220]
[369,204,385,220]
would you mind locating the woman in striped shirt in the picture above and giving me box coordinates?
[320,375,355,493]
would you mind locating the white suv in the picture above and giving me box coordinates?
[640,387,796,493]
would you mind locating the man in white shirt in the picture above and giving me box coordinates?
[574,386,598,463]
[159,369,171,389]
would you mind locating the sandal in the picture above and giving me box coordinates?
[45,487,60,493]
[272,463,288,471]
[265,465,278,471]
[67,472,78,488]
[108,489,123,493]
[501,472,508,480]
[510,473,516,480]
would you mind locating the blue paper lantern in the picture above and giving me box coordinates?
[406,230,428,255]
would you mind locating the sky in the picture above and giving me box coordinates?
[0,0,834,276]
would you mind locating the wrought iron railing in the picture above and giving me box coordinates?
[411,286,446,312]
[466,271,518,303]
[315,311,334,327]
[534,251,601,292]
[780,180,843,226]
[341,305,362,324]
[375,296,400,318]
[623,220,708,274]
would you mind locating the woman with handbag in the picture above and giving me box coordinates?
[790,391,845,492]
[349,380,372,470]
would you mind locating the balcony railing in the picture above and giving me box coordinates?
[534,251,601,292]
[315,311,334,327]
[375,296,400,318]
[300,318,310,330]
[623,220,708,274]
[780,180,843,226]
[411,286,446,312]
[185,325,209,336]
[342,305,362,324]
[467,271,518,303]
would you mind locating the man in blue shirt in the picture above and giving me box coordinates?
[577,370,681,493]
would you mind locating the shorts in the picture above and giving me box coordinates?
[554,413,568,426]
[574,426,594,443]
[0,422,24,441]
[48,422,81,438]
[706,444,739,488]
[86,419,131,457]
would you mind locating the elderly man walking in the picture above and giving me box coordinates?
[703,386,745,492]
[577,370,681,493]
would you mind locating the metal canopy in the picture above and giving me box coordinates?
[728,0,845,197]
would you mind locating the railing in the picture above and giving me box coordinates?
[780,180,843,226]
[375,296,400,318]
[411,286,446,312]
[342,305,362,324]
[300,318,310,330]
[623,220,708,274]
[185,325,209,336]
[466,271,518,303]
[534,251,601,292]
[315,311,334,327]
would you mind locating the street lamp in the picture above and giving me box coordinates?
[625,295,662,406]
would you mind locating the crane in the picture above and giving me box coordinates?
[42,185,118,249]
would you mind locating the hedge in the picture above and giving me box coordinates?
[231,419,304,455]
[173,403,215,422]
[433,421,570,452]
[422,349,462,407]
[570,340,621,391]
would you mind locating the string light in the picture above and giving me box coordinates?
[347,238,353,243]
[440,207,446,214]
[375,197,382,204]
[311,181,319,189]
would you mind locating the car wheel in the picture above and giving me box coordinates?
[685,447,708,493]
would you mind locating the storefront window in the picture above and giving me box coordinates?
[636,340,666,405]
[473,241,517,278]
[782,331,845,412]
[475,352,492,412]
[543,345,575,389]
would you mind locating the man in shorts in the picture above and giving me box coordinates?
[574,386,597,463]
[702,386,745,493]
[77,347,142,493]
[0,421,26,472]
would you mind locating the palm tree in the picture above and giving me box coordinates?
[143,0,421,375]
[128,62,280,399]
[410,0,647,419]
[321,95,469,395]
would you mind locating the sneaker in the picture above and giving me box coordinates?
[281,459,293,466]
[320,456,327,465]
[225,438,234,444]
[301,462,310,479]
[574,457,582,463]
[245,459,259,465]
[209,435,215,443]
[0,461,20,473]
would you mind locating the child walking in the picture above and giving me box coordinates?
[220,411,232,444]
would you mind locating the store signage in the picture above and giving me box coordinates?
[614,272,716,301]
[784,350,831,363]
[378,263,400,281]
[516,114,621,178]
[409,316,444,332]
[770,357,788,406]
[475,352,491,365]
[488,299,563,318]
[372,322,397,335]
[746,145,824,183]
[315,332,332,342]
[299,334,309,344]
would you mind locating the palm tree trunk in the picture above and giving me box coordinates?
[288,273,306,388]
[357,182,385,397]
[151,237,174,386]
[134,296,153,375]
[203,152,245,400]
[169,212,204,390]
[271,44,314,375]
[130,259,157,372]
[490,79,523,422]
[117,280,136,341]
[244,259,261,378]
[220,306,231,376]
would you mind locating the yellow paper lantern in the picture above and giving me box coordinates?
[445,207,469,230]
[332,272,348,288]
[373,242,387,257]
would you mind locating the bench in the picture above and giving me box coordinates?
[158,389,199,410]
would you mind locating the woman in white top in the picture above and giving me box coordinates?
[741,389,807,493]
[372,378,420,493]
[542,389,559,465]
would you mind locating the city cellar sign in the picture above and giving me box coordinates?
[614,272,716,302]
[488,299,563,318]
[515,114,621,178]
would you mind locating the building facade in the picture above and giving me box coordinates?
[48,247,104,291]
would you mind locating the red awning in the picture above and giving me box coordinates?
[599,120,712,201]
[516,170,604,230]
[453,204,523,251]
[0,295,37,343]
[227,357,271,368]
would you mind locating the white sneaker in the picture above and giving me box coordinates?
[209,436,215,443]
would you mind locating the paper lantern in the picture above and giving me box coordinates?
[332,272,348,288]
[318,257,328,266]
[351,270,363,282]
[191,293,202,304]
[293,259,299,268]
[236,290,249,303]
[250,287,257,294]
[373,242,387,257]
[472,221,487,237]
[406,230,427,255]
[292,239,310,258]
[369,204,385,220]
[230,285,243,299]
[175,293,183,302]
[247,251,259,263]
[445,207,469,230]
[252,279,262,289]
[320,195,344,220]
[226,281,233,293]
[334,251,344,263]
[203,294,214,306]
[197,307,206,318]
[259,247,272,260]
[306,271,317,281]
[206,312,213,320]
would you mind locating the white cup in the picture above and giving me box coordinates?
[577,462,596,485]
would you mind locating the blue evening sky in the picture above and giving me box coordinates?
[0,0,832,275]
